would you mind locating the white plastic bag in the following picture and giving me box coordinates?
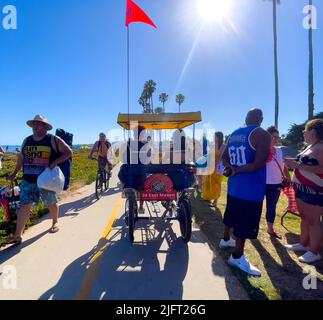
[37,167,65,194]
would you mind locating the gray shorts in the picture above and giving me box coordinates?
[20,180,58,207]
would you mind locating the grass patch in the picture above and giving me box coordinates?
[192,183,323,300]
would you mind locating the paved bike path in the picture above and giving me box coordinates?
[0,165,248,300]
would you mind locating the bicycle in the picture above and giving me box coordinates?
[91,158,111,200]
[0,174,21,234]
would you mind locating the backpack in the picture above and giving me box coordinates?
[56,129,73,148]
[54,129,74,191]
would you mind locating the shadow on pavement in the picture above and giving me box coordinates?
[191,191,260,300]
[58,187,122,218]
[0,230,49,265]
[39,216,189,300]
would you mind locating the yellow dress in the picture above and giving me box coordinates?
[202,149,223,201]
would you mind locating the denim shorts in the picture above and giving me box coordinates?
[20,180,58,207]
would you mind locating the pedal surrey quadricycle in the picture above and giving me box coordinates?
[0,174,21,233]
[117,112,202,243]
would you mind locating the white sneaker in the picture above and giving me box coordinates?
[298,251,321,264]
[284,243,310,252]
[228,255,261,277]
[219,237,236,249]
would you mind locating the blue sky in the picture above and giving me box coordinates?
[0,0,322,145]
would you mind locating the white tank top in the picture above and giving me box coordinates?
[266,147,284,185]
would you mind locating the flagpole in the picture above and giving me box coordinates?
[127,26,130,141]
[126,24,132,186]
[127,26,130,118]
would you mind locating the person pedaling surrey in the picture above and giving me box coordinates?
[285,119,323,264]
[125,126,148,214]
[221,108,271,277]
[89,133,113,177]
[1,115,72,247]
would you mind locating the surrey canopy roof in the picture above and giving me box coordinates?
[117,112,202,130]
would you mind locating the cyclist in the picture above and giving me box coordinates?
[89,133,113,178]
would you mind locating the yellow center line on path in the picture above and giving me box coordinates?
[75,196,123,300]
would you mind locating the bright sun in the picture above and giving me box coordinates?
[197,0,231,22]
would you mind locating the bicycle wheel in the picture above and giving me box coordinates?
[128,198,136,243]
[178,197,192,242]
[104,170,109,191]
[95,173,103,200]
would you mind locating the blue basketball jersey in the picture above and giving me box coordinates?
[227,125,266,202]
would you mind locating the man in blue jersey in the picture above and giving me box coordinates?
[220,109,271,277]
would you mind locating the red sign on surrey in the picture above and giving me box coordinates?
[140,174,177,201]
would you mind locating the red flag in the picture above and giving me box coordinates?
[125,0,157,28]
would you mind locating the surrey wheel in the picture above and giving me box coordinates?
[178,198,192,242]
[127,198,137,243]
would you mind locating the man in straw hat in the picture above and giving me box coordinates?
[2,115,72,246]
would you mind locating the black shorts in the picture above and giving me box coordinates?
[223,194,263,239]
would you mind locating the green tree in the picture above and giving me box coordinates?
[154,107,164,114]
[144,80,157,113]
[176,94,185,112]
[308,0,315,120]
[159,93,168,113]
[282,111,323,149]
[265,0,281,129]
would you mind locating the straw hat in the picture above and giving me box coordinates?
[26,115,53,131]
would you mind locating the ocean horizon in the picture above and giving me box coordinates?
[2,144,95,152]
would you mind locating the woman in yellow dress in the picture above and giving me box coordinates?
[202,132,226,208]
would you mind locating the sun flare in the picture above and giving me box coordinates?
[197,0,231,22]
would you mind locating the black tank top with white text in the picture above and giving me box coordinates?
[22,135,55,183]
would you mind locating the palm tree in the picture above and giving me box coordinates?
[176,94,185,112]
[265,0,281,128]
[144,80,157,113]
[308,0,315,120]
[139,90,151,113]
[138,95,146,112]
[159,93,168,113]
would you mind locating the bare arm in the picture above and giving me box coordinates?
[50,137,72,169]
[89,141,99,159]
[7,138,28,180]
[217,144,226,164]
[8,152,24,180]
[235,128,271,174]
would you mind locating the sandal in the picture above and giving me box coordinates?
[50,224,60,233]
[267,231,282,240]
[1,237,22,247]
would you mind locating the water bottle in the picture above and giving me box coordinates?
[14,186,20,197]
